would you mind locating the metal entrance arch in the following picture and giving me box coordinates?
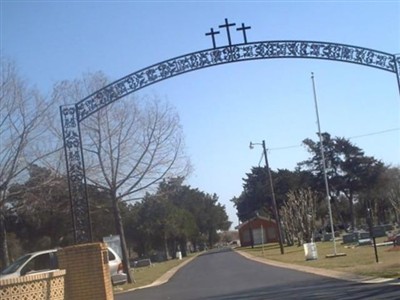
[60,19,400,243]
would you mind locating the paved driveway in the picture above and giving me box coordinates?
[116,248,399,299]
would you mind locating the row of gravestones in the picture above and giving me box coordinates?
[341,224,395,245]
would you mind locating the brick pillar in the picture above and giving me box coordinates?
[58,242,113,300]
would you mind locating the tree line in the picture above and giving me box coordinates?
[4,167,230,262]
[232,133,399,246]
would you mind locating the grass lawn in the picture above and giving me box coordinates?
[240,237,400,279]
[113,253,199,293]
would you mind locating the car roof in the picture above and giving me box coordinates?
[25,247,116,256]
[16,246,116,259]
[25,249,58,256]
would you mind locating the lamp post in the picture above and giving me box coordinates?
[250,140,285,254]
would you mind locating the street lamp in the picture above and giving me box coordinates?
[249,140,285,255]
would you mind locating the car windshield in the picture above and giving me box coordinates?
[1,254,32,275]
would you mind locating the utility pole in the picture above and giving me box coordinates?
[261,140,285,255]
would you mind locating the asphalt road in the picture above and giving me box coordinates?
[115,248,399,300]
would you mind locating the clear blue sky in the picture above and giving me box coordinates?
[2,0,399,228]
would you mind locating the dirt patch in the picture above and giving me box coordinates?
[386,246,400,252]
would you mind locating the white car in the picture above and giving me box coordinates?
[107,247,128,285]
[0,247,127,285]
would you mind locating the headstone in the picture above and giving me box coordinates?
[357,231,371,246]
[342,233,357,244]
[323,233,332,242]
[358,231,370,239]
[372,226,386,238]
[133,258,152,268]
[384,224,394,231]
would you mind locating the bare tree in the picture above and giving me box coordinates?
[55,72,191,283]
[83,96,190,199]
[281,188,317,246]
[382,167,400,223]
[280,203,295,246]
[82,96,190,283]
[0,58,53,267]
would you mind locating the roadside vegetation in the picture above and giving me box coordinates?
[240,239,400,279]
[113,252,199,293]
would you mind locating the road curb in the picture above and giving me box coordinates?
[236,250,400,286]
[122,253,200,293]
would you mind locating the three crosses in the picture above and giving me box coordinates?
[206,18,251,49]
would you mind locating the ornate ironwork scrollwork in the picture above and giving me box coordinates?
[76,41,397,122]
[60,105,92,243]
[395,54,400,94]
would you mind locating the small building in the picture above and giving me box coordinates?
[238,216,279,247]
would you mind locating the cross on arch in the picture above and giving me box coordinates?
[237,22,251,44]
[219,18,236,46]
[205,28,220,49]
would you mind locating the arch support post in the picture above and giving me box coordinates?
[394,54,400,96]
[60,105,92,244]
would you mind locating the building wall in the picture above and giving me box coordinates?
[239,218,278,247]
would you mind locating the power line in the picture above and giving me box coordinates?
[348,128,400,140]
[267,127,400,152]
[269,144,302,151]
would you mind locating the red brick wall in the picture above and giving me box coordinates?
[58,243,113,300]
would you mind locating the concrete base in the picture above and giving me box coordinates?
[325,253,347,258]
